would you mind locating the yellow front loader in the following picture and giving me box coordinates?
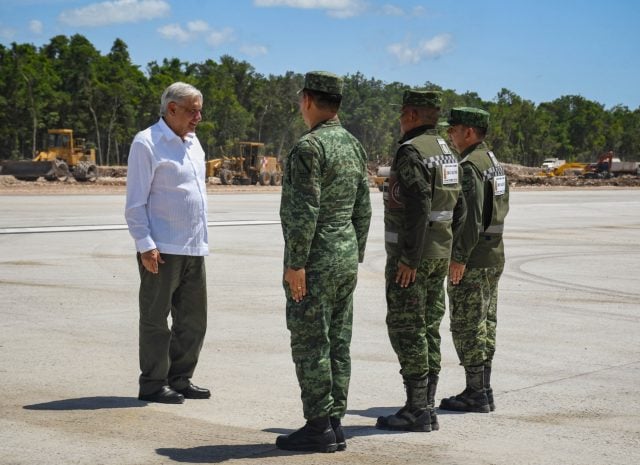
[0,129,98,182]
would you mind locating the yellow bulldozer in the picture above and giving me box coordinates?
[0,129,98,182]
[206,141,282,186]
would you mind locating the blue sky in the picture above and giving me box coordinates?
[1,0,638,109]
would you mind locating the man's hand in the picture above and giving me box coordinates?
[141,249,164,274]
[395,262,417,288]
[284,267,306,302]
[449,260,466,285]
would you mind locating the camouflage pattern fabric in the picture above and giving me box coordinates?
[303,71,344,95]
[285,269,357,419]
[385,256,449,378]
[447,264,504,367]
[383,126,462,380]
[427,284,446,374]
[446,107,490,129]
[280,117,371,270]
[280,116,371,420]
[399,89,441,108]
[484,264,503,366]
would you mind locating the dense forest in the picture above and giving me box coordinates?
[1,34,639,167]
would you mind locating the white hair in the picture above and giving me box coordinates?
[159,82,203,116]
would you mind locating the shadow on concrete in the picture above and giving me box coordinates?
[347,406,398,418]
[264,423,384,439]
[23,396,145,410]
[156,444,298,463]
[349,405,467,418]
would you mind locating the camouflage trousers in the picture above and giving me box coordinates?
[285,268,357,420]
[447,264,504,368]
[385,256,449,379]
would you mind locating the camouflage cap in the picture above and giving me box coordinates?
[397,90,441,108]
[303,71,343,95]
[446,107,490,129]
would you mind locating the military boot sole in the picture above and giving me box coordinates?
[430,410,440,431]
[375,416,432,432]
[486,388,496,411]
[439,397,490,413]
[275,436,338,453]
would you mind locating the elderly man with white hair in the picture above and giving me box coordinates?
[125,82,210,404]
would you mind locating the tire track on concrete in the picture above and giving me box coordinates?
[499,360,640,395]
[506,250,640,302]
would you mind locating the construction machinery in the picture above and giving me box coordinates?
[0,129,98,182]
[582,151,640,178]
[206,141,282,186]
[536,162,588,177]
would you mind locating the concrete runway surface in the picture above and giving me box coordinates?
[0,189,639,465]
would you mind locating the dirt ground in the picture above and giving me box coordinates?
[1,163,639,195]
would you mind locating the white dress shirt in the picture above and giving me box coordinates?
[125,118,209,256]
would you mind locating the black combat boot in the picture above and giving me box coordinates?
[376,377,431,432]
[427,373,439,431]
[276,416,338,453]
[330,417,346,451]
[439,365,490,413]
[484,365,495,411]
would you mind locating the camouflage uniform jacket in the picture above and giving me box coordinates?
[384,125,465,267]
[452,141,509,268]
[280,116,372,272]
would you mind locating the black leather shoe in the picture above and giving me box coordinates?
[175,384,211,399]
[138,386,184,404]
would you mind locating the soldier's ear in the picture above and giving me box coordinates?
[302,93,313,111]
[464,126,474,139]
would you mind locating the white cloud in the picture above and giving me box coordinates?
[187,20,209,33]
[381,4,403,16]
[412,6,426,16]
[254,0,366,18]
[420,34,452,57]
[157,21,234,47]
[29,20,43,34]
[206,27,235,47]
[387,33,453,64]
[157,23,191,42]
[239,44,268,57]
[58,0,170,27]
[380,4,426,17]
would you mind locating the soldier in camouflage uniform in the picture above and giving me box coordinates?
[439,107,509,413]
[276,71,372,453]
[376,90,465,432]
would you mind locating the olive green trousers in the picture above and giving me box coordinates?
[137,253,207,395]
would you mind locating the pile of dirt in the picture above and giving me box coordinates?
[0,174,282,194]
[98,166,127,178]
[502,163,640,187]
[2,162,640,194]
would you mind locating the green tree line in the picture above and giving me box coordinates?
[1,34,639,167]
